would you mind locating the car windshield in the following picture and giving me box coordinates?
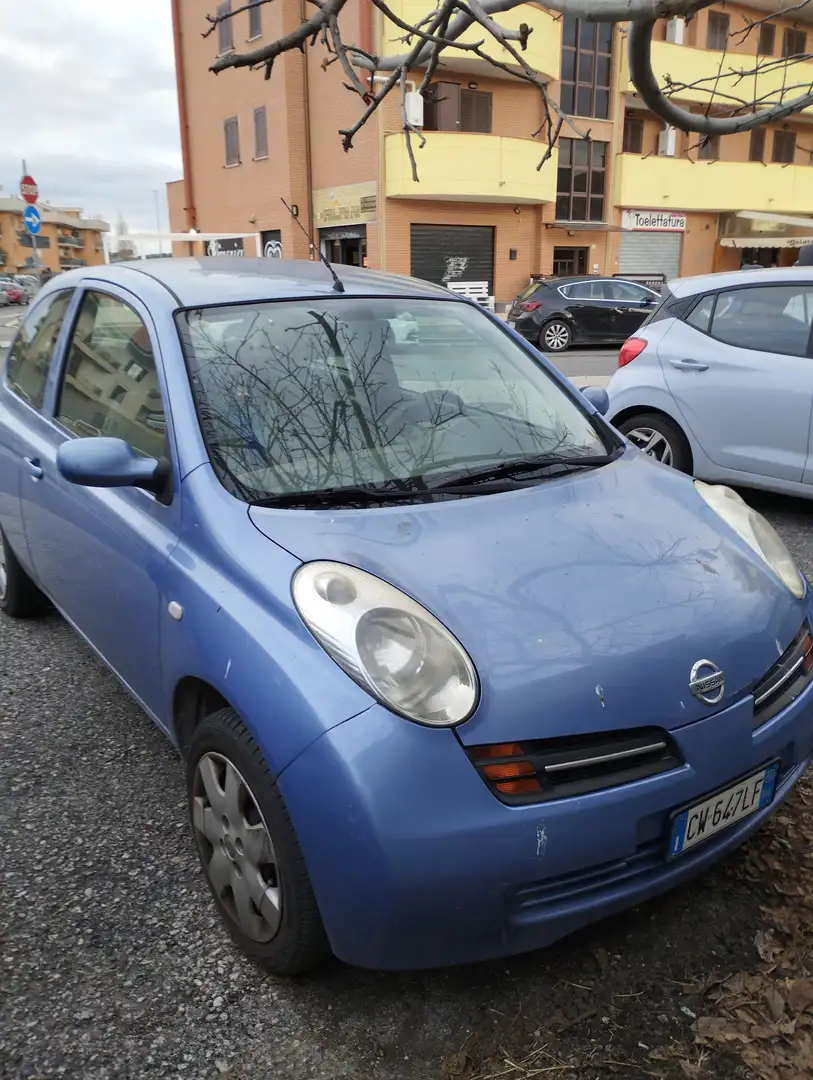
[176,298,608,504]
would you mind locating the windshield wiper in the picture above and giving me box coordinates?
[429,450,622,490]
[250,477,524,509]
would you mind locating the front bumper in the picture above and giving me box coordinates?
[279,675,813,971]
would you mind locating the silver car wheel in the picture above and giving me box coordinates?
[626,426,674,467]
[0,539,7,601]
[543,322,570,351]
[192,752,282,942]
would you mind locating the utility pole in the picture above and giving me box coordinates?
[154,190,163,254]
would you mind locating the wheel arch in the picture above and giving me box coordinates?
[611,404,694,472]
[173,676,232,757]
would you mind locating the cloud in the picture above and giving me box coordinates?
[0,0,182,239]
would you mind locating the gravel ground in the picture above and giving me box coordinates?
[2,489,813,1080]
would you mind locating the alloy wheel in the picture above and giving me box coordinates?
[542,323,570,351]
[0,540,6,602]
[192,752,282,942]
[625,426,674,467]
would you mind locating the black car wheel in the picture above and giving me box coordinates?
[0,529,48,618]
[539,320,572,352]
[187,707,331,975]
[617,412,692,473]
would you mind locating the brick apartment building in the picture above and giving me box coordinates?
[168,0,813,306]
[0,198,108,276]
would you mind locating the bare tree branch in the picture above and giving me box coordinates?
[205,0,813,177]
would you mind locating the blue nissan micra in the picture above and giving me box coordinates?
[1,258,812,974]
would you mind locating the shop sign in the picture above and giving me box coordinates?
[622,209,686,232]
[313,182,378,229]
[786,237,813,248]
[206,237,245,257]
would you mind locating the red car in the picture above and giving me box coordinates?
[0,280,27,305]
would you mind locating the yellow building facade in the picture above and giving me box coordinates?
[0,197,109,276]
[168,0,813,305]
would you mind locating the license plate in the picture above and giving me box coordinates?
[668,762,780,859]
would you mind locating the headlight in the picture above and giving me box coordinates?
[292,561,479,726]
[695,481,805,599]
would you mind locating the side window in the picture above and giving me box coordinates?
[563,282,602,300]
[5,290,73,409]
[56,292,167,459]
[709,285,813,356]
[607,281,652,302]
[685,294,714,333]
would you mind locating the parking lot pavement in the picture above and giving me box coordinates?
[3,495,813,1080]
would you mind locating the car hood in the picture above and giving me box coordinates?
[248,454,805,745]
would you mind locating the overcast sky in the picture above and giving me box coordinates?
[0,1,182,244]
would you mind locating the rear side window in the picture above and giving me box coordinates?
[5,290,73,409]
[685,294,714,333]
[637,286,688,328]
[709,284,813,356]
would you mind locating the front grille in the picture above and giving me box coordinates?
[466,727,683,805]
[752,622,813,728]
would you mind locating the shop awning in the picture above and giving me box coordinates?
[720,236,813,248]
[736,211,813,229]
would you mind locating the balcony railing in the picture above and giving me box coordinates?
[615,154,813,215]
[385,131,557,203]
[620,39,813,115]
[380,1,561,81]
[58,235,84,248]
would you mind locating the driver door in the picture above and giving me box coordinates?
[20,285,179,719]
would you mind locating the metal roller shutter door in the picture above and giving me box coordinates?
[619,231,682,281]
[410,225,495,294]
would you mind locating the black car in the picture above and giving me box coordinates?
[507,276,660,352]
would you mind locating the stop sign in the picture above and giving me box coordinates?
[20,175,38,205]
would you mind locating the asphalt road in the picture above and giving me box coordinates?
[2,487,813,1080]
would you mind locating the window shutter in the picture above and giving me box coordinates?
[460,90,492,133]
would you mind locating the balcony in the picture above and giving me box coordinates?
[620,39,813,116]
[380,2,561,81]
[615,154,813,215]
[58,234,84,248]
[385,131,557,202]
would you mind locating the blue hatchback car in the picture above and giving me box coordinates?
[2,258,812,974]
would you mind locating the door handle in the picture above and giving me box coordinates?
[669,358,709,371]
[23,456,43,480]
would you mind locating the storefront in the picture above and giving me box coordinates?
[718,211,813,268]
[313,182,377,267]
[618,209,685,282]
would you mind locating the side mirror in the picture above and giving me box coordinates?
[580,385,610,416]
[57,437,166,494]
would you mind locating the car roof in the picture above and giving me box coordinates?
[667,266,813,298]
[533,275,651,288]
[51,257,454,307]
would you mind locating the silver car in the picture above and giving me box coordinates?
[607,267,813,499]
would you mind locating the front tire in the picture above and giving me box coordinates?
[539,320,572,352]
[0,530,48,618]
[187,708,330,975]
[617,412,692,473]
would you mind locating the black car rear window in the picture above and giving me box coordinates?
[516,282,545,303]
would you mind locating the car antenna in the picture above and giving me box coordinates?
[280,197,345,293]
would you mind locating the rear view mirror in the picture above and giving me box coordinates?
[580,385,610,416]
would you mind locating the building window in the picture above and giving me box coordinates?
[555,138,607,221]
[217,1,234,54]
[424,83,492,133]
[758,23,776,55]
[622,116,644,154]
[706,11,729,51]
[561,17,612,118]
[773,130,797,163]
[459,89,492,132]
[248,0,262,39]
[749,127,766,161]
[224,117,240,166]
[782,28,807,57]
[253,107,268,158]
[698,134,720,160]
